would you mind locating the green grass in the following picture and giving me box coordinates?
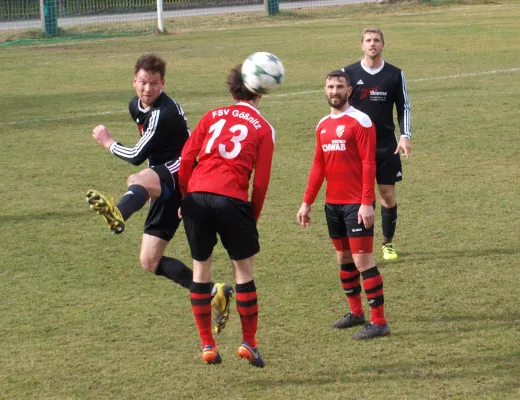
[2,1,520,399]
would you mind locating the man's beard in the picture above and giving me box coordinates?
[327,95,348,109]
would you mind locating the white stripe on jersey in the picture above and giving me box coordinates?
[111,109,160,158]
[166,159,180,174]
[175,102,192,137]
[401,71,412,138]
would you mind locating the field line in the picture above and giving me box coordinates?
[409,68,520,82]
[8,68,519,125]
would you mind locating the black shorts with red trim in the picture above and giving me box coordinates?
[325,203,374,239]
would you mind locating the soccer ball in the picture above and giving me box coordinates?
[241,52,285,95]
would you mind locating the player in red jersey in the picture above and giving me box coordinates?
[297,70,390,340]
[178,65,275,367]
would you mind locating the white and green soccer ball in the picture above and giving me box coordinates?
[241,52,285,94]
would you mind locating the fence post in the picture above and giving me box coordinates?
[156,0,165,33]
[40,0,58,36]
[264,0,280,16]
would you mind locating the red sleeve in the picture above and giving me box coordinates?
[355,122,376,205]
[178,114,208,196]
[251,129,275,221]
[302,129,326,205]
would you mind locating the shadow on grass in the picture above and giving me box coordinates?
[0,210,87,223]
[412,312,520,324]
[380,247,520,264]
[247,352,520,390]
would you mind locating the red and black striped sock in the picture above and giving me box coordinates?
[361,267,386,325]
[236,280,258,348]
[190,281,214,348]
[340,263,363,316]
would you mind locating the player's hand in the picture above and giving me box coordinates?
[395,136,411,159]
[92,125,116,151]
[357,204,374,229]
[177,207,182,219]
[297,203,312,227]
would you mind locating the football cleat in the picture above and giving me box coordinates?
[202,345,222,365]
[382,243,398,260]
[86,189,125,234]
[237,341,265,368]
[352,323,391,340]
[332,312,366,329]
[211,283,234,334]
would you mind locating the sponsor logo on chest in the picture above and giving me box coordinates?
[360,86,388,101]
[322,139,346,152]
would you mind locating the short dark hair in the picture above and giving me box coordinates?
[134,54,166,79]
[326,70,351,86]
[362,28,385,44]
[227,64,259,101]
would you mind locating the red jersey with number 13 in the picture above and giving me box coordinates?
[179,101,275,221]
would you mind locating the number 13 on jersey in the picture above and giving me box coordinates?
[205,118,248,160]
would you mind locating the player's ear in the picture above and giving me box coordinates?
[348,86,353,96]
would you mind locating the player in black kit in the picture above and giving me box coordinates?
[86,54,232,333]
[342,28,411,261]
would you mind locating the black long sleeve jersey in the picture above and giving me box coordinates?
[109,91,190,167]
[342,61,411,155]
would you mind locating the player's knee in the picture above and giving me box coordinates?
[140,254,159,273]
[379,192,396,207]
[127,174,140,187]
[352,254,375,272]
[336,251,353,264]
[355,262,373,272]
[127,171,157,196]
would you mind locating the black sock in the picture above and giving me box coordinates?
[155,257,193,289]
[116,184,149,221]
[154,257,215,293]
[381,204,397,245]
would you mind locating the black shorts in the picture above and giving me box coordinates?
[376,151,403,185]
[144,161,182,241]
[151,160,179,198]
[182,192,259,261]
[325,203,374,239]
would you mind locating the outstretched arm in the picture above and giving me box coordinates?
[108,109,172,166]
[92,125,116,150]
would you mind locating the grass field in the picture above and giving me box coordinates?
[2,1,520,399]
